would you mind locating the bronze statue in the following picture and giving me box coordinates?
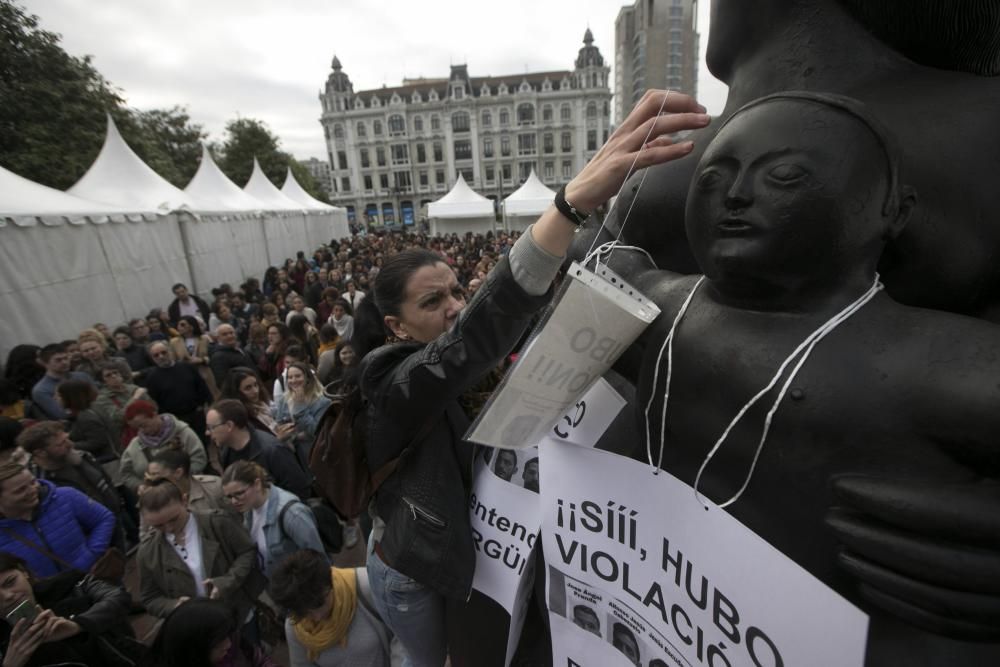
[617,91,999,665]
[598,0,1000,319]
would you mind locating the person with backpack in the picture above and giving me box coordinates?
[220,461,327,578]
[357,91,709,665]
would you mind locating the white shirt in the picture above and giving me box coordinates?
[171,513,207,597]
[178,298,201,320]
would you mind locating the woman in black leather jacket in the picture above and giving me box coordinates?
[359,90,710,666]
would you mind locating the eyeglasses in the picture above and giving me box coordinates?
[151,350,170,358]
[205,422,227,432]
[225,486,251,501]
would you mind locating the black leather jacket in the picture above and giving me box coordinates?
[361,256,550,600]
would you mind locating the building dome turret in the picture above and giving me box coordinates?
[576,28,604,68]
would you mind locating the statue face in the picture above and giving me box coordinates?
[685,100,888,285]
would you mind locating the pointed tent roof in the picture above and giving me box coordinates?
[184,145,266,211]
[0,164,143,227]
[428,174,494,218]
[243,158,306,210]
[281,168,335,210]
[68,115,197,212]
[503,169,557,216]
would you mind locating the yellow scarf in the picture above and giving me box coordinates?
[318,339,339,356]
[292,567,357,660]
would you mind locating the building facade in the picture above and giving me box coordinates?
[300,157,332,199]
[615,0,700,124]
[319,30,611,226]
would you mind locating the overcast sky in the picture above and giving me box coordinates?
[22,0,728,161]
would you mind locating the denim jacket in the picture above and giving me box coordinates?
[243,485,327,578]
[272,394,332,467]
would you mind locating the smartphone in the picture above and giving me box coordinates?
[5,600,40,626]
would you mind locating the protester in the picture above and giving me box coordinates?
[0,552,143,667]
[75,331,132,384]
[261,323,291,385]
[209,324,252,387]
[270,345,311,409]
[220,368,277,435]
[221,461,326,578]
[170,316,220,399]
[137,478,265,621]
[30,343,91,420]
[119,400,208,493]
[285,295,318,327]
[4,345,44,406]
[145,598,277,667]
[270,549,391,667]
[316,288,341,324]
[145,448,232,516]
[112,327,155,383]
[326,299,354,341]
[317,340,356,390]
[272,362,331,468]
[92,363,148,449]
[303,271,325,310]
[209,400,312,501]
[359,89,707,664]
[55,379,118,463]
[343,279,366,312]
[0,463,116,578]
[168,283,211,326]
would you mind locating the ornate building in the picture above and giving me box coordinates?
[318,31,611,226]
[615,0,700,124]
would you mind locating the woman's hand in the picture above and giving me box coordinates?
[45,618,81,642]
[2,611,54,667]
[566,89,709,213]
[274,422,296,442]
[131,387,146,401]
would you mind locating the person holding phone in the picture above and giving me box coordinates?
[0,551,140,667]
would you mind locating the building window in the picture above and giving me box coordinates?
[416,144,427,163]
[561,104,572,122]
[391,144,409,164]
[483,138,494,158]
[364,174,373,190]
[333,124,344,139]
[419,171,429,186]
[499,109,509,125]
[389,114,406,135]
[562,160,572,179]
[544,162,554,180]
[414,116,424,132]
[502,164,512,181]
[542,105,553,122]
[435,169,445,184]
[453,86,464,99]
[517,103,535,125]
[459,168,473,183]
[519,162,533,181]
[379,174,389,189]
[433,142,443,162]
[382,203,395,224]
[561,132,572,152]
[341,176,350,191]
[431,115,440,131]
[336,151,347,170]
[373,120,383,135]
[485,166,495,182]
[517,134,536,155]
[454,139,472,161]
[587,130,597,151]
[393,172,412,191]
[482,110,492,126]
[500,136,511,157]
[360,149,370,168]
[376,147,386,167]
[452,112,470,133]
[543,133,554,154]
[356,122,366,137]
[586,102,597,119]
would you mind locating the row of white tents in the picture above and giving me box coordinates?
[0,117,349,359]
[428,170,557,237]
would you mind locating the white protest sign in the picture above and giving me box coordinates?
[470,379,626,665]
[466,262,658,450]
[541,439,869,667]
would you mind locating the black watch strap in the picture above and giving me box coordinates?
[554,185,590,226]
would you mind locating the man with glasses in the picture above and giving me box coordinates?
[207,400,312,500]
[145,342,213,442]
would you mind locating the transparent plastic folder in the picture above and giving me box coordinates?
[466,261,660,449]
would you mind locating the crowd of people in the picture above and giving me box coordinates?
[0,226,522,667]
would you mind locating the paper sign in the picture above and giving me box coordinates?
[466,262,659,449]
[541,440,869,667]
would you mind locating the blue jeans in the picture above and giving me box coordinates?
[366,546,447,667]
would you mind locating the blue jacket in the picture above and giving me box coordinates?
[0,480,115,577]
[242,485,326,578]
[272,394,331,468]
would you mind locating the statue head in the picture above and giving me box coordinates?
[685,91,915,292]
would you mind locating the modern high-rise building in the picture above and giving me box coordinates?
[614,0,700,123]
[318,31,611,226]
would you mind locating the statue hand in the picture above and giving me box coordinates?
[826,475,1000,641]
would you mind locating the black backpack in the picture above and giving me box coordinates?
[277,497,344,554]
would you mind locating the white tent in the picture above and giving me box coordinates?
[244,159,312,264]
[427,175,496,236]
[503,169,556,232]
[0,165,178,358]
[281,167,351,248]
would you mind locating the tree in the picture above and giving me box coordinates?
[127,107,206,188]
[217,117,328,201]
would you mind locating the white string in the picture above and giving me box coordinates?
[648,275,884,507]
[643,276,705,472]
[584,90,673,264]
